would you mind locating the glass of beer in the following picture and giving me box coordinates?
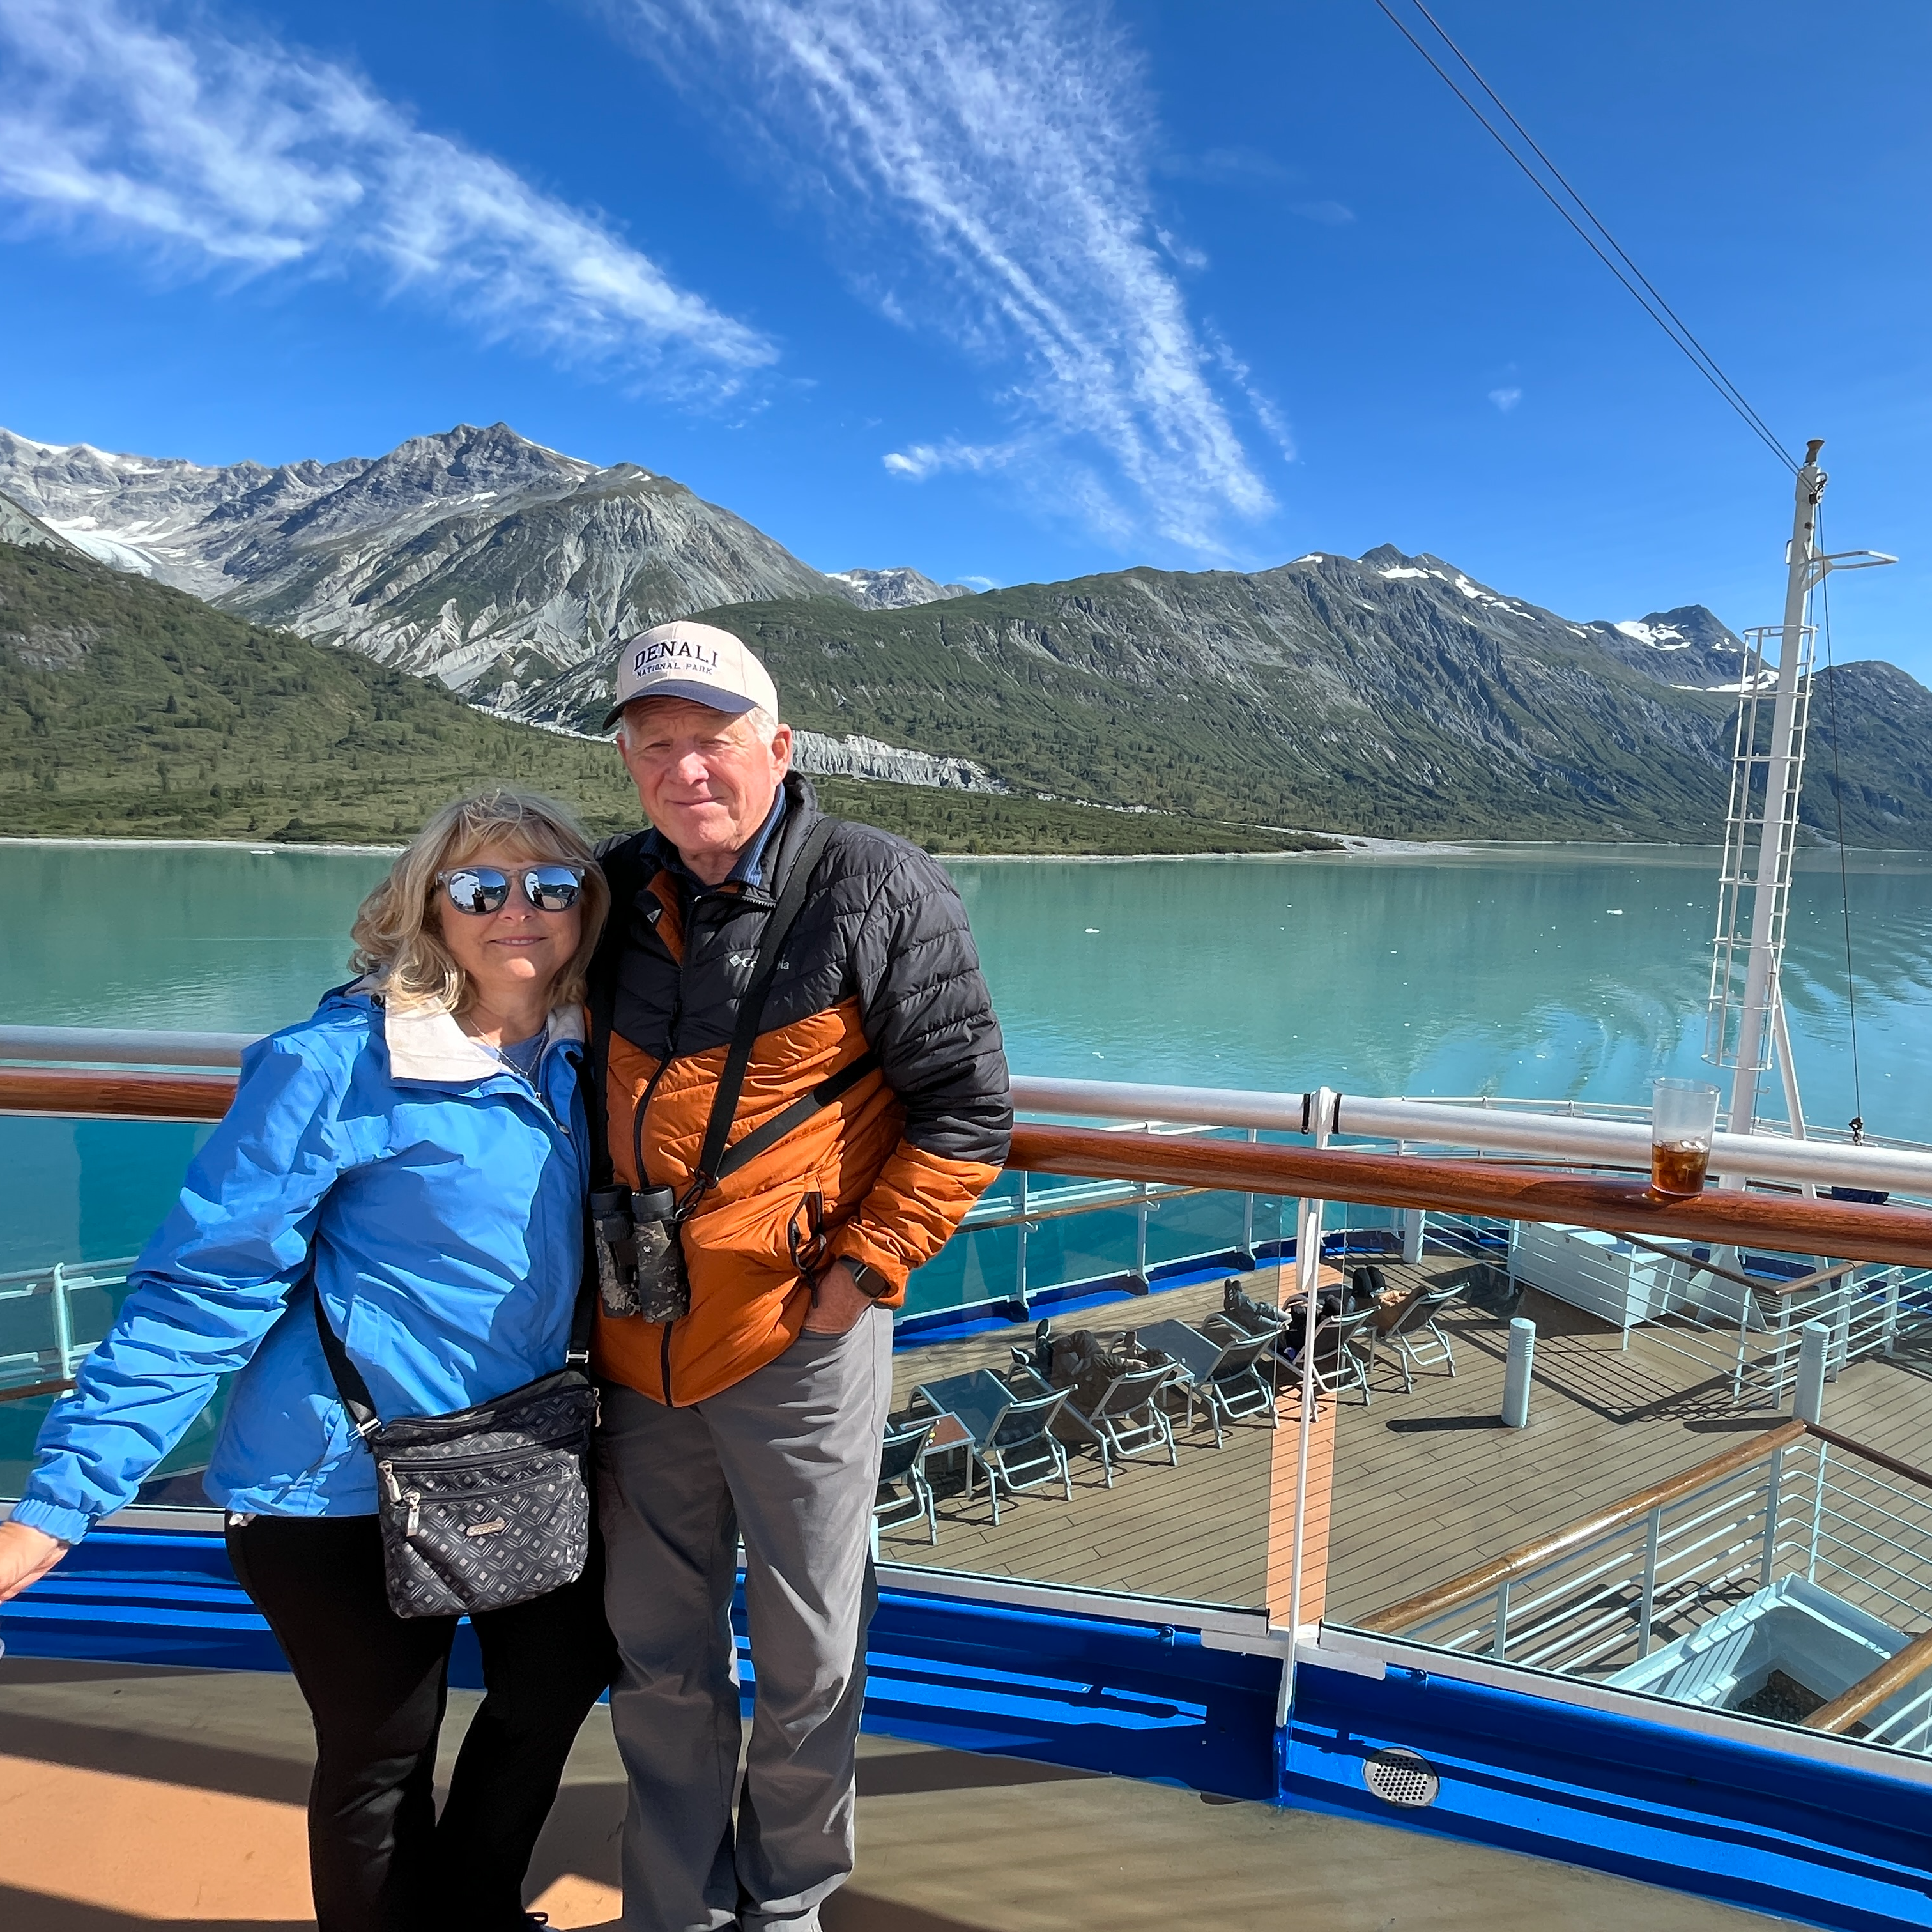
[1650,1078,1721,1199]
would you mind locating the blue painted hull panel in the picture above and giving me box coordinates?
[9,1528,1932,1928]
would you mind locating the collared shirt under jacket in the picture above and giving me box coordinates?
[594,774,1012,1407]
[12,988,588,1545]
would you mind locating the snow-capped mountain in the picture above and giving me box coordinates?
[825,567,972,609]
[0,423,856,694]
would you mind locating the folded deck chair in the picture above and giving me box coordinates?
[971,1386,1072,1524]
[1369,1280,1462,1392]
[873,1418,938,1548]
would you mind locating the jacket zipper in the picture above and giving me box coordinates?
[379,1439,583,1480]
[634,979,684,1408]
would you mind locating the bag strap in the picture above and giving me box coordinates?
[311,1273,381,1443]
[312,1213,599,1443]
[712,1045,880,1183]
[684,815,839,1205]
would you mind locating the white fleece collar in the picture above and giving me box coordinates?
[383,999,585,1085]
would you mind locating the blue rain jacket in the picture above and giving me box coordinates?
[10,987,588,1544]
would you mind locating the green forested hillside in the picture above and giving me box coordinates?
[0,542,1326,854]
[520,564,1751,842]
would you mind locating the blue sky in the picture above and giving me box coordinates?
[1,0,1927,671]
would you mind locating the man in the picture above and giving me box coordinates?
[587,619,1011,1932]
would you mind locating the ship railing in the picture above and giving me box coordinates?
[8,1035,1932,1349]
[1351,1420,1932,1755]
[0,1255,137,1400]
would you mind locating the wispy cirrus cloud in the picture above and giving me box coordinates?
[1489,386,1523,412]
[0,0,772,390]
[882,439,1018,482]
[606,0,1275,553]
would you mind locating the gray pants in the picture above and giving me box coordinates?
[597,1308,894,1932]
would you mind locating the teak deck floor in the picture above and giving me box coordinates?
[881,1264,1932,1626]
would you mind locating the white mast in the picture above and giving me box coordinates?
[1706,440,1894,1146]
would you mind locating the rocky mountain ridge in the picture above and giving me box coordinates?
[0,424,967,700]
[827,567,972,609]
[512,549,1929,847]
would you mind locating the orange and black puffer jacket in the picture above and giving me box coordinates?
[588,776,1011,1406]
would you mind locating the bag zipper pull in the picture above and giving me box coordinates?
[380,1460,403,1503]
[405,1491,421,1538]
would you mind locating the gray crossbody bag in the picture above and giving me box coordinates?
[312,1266,599,1620]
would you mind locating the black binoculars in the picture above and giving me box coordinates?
[590,1183,691,1323]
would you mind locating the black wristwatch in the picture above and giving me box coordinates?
[844,1261,895,1300]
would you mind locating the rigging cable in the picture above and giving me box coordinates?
[1370,0,1797,475]
[1814,509,1867,1140]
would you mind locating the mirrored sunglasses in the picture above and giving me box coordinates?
[436,864,586,915]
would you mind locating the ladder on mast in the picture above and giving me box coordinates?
[1703,440,1894,1148]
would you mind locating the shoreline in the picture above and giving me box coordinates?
[0,835,406,857]
[5,836,1916,866]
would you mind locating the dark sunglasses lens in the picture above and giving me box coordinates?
[445,868,510,914]
[523,867,584,912]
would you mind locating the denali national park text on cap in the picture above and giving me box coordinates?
[601,620,779,732]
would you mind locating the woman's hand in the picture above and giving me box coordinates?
[0,1520,68,1603]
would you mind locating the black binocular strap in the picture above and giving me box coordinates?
[710,1045,881,1184]
[684,815,839,1200]
[592,814,880,1213]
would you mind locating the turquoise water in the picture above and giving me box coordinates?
[4,838,1931,1275]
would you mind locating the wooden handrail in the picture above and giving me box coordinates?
[1357,1418,1932,1641]
[1804,1627,1932,1735]
[0,1377,76,1404]
[1803,1424,1932,1500]
[8,1076,1932,1266]
[1008,1124,1932,1269]
[1354,1422,1811,1636]
[0,1066,236,1122]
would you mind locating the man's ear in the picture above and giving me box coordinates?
[769,721,794,777]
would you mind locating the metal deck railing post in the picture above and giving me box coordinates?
[1013,1172,1030,1317]
[1731,1271,1752,1403]
[1762,1451,1786,1589]
[1807,1443,1828,1584]
[1239,1128,1257,1267]
[1637,1506,1662,1658]
[50,1261,73,1380]
[1883,1268,1902,1356]
[1133,1186,1149,1291]
[1492,1579,1511,1660]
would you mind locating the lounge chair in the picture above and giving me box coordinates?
[970,1386,1072,1523]
[1196,1315,1283,1432]
[1292,1304,1380,1409]
[1054,1357,1179,1485]
[1370,1280,1462,1392]
[873,1419,938,1547]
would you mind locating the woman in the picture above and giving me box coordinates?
[0,789,617,1932]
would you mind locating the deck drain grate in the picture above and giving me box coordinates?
[1361,1747,1439,1807]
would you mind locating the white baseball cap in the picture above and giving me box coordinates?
[601,620,779,732]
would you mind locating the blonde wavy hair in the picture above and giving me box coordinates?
[349,790,610,1015]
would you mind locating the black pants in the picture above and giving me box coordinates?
[227,1512,617,1932]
